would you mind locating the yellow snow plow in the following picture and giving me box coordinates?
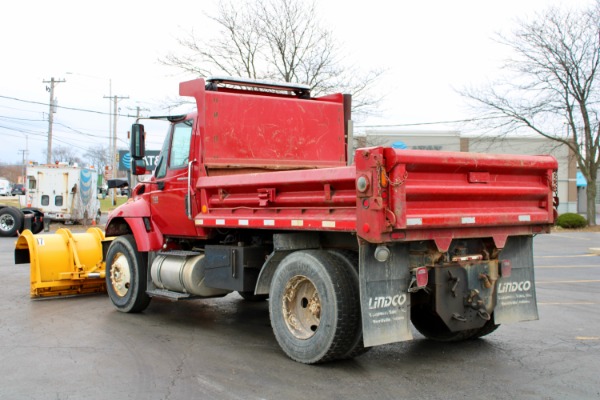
[14,228,109,298]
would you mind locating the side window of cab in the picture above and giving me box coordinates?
[169,121,193,169]
[154,119,193,179]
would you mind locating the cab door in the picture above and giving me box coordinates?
[149,119,197,236]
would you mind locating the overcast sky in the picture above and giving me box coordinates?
[0,0,593,165]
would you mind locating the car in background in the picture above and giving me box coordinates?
[11,184,26,195]
[0,178,11,196]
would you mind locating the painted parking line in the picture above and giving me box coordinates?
[538,302,597,305]
[535,254,599,258]
[548,234,596,241]
[536,265,600,268]
[536,279,600,284]
[576,337,600,340]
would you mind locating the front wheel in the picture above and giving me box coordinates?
[269,250,360,364]
[105,235,151,313]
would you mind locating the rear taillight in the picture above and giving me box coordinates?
[415,267,428,288]
[501,260,512,277]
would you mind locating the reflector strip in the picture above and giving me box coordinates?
[407,218,422,226]
[192,217,355,231]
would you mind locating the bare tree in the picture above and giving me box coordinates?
[84,145,110,172]
[45,146,83,166]
[160,0,384,118]
[460,2,600,225]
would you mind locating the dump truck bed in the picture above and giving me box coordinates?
[195,147,557,248]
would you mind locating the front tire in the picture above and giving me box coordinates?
[105,234,151,313]
[269,250,360,364]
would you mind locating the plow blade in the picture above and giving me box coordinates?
[14,228,108,298]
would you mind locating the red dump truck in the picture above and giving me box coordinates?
[17,77,558,364]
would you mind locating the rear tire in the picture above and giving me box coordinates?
[327,250,371,359]
[31,220,44,234]
[269,250,360,364]
[0,207,23,237]
[21,210,44,234]
[411,305,500,341]
[471,316,500,339]
[105,234,151,313]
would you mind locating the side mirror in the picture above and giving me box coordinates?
[130,124,145,159]
[131,158,147,176]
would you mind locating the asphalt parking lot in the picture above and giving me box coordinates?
[0,230,598,400]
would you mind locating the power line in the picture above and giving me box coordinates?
[356,116,503,128]
[0,115,46,123]
[0,94,135,118]
[0,124,47,137]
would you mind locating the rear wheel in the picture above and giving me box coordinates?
[269,250,360,364]
[327,250,371,359]
[31,219,44,234]
[105,235,151,313]
[0,207,23,237]
[21,210,44,234]
[411,304,500,341]
[471,316,500,339]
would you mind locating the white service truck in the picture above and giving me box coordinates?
[21,164,101,226]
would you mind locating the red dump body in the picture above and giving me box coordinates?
[196,147,557,250]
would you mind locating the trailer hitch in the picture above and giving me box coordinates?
[465,289,491,321]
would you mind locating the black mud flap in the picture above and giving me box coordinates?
[494,235,539,324]
[359,243,412,347]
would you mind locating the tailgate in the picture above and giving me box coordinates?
[355,147,558,247]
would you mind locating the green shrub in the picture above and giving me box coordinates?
[556,213,587,229]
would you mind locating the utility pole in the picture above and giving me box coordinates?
[18,136,28,184]
[104,94,129,205]
[43,77,65,164]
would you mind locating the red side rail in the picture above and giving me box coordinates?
[195,166,358,231]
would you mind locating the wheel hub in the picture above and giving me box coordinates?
[282,275,321,340]
[110,252,131,297]
[0,214,15,231]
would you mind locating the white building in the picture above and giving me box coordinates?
[357,130,577,214]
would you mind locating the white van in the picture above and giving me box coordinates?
[0,178,11,196]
